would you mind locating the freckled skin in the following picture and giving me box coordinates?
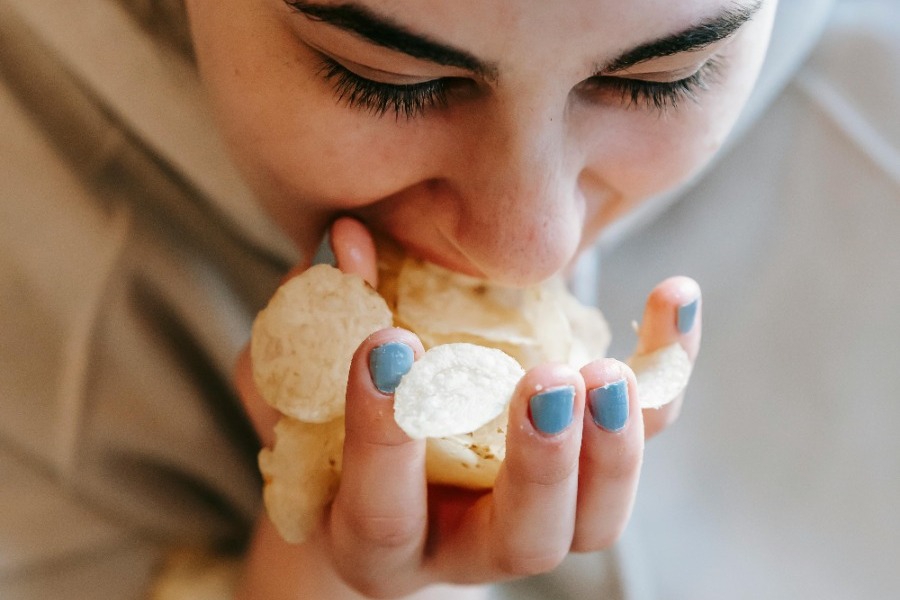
[185,0,776,286]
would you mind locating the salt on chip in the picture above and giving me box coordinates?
[259,416,345,544]
[425,406,508,489]
[629,343,693,409]
[251,264,392,423]
[394,343,524,439]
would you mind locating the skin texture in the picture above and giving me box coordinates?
[185,0,773,597]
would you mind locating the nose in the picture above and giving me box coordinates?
[443,103,584,286]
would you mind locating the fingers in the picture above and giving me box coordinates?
[330,216,379,287]
[435,364,585,582]
[314,216,379,286]
[634,276,701,438]
[329,328,429,597]
[571,359,643,552]
[490,365,586,575]
[635,276,701,358]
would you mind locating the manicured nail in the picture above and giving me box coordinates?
[529,386,575,435]
[312,229,337,267]
[588,379,629,432]
[369,342,414,394]
[677,298,699,334]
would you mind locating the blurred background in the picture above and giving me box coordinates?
[596,1,900,598]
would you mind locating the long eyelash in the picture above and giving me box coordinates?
[609,57,724,112]
[318,57,449,119]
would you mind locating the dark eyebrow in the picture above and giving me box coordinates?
[285,1,499,80]
[602,1,763,72]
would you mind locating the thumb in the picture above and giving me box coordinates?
[314,216,379,287]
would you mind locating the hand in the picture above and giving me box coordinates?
[233,217,702,599]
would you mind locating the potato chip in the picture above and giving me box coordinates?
[392,258,583,369]
[251,264,392,422]
[393,343,524,439]
[258,416,345,544]
[557,284,611,368]
[252,250,696,545]
[629,343,693,408]
[394,259,535,344]
[425,406,508,489]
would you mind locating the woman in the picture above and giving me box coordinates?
[0,0,807,598]
[186,1,777,598]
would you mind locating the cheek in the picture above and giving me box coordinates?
[595,115,719,201]
[589,87,756,207]
[189,2,430,215]
[586,18,774,209]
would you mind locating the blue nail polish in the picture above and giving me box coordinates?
[312,230,337,267]
[369,342,414,394]
[677,298,699,334]
[529,386,575,435]
[589,379,628,432]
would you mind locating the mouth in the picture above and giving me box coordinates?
[374,226,488,280]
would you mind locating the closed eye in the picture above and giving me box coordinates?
[584,57,724,112]
[318,55,455,119]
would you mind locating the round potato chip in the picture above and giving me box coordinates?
[394,343,524,439]
[259,416,345,544]
[251,264,393,423]
[629,343,693,409]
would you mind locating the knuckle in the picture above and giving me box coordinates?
[506,447,579,488]
[585,437,643,479]
[346,512,422,549]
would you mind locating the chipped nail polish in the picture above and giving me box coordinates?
[677,298,699,334]
[529,386,575,435]
[369,342,414,394]
[588,379,628,432]
[312,230,337,267]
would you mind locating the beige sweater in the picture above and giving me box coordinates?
[0,0,841,598]
[0,1,288,596]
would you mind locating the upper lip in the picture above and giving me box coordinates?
[394,235,487,279]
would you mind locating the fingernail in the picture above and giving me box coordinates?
[369,342,414,394]
[529,386,575,435]
[312,229,337,267]
[677,298,699,334]
[588,379,629,433]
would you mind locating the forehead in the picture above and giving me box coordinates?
[352,0,743,63]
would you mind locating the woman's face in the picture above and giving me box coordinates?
[187,0,776,285]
